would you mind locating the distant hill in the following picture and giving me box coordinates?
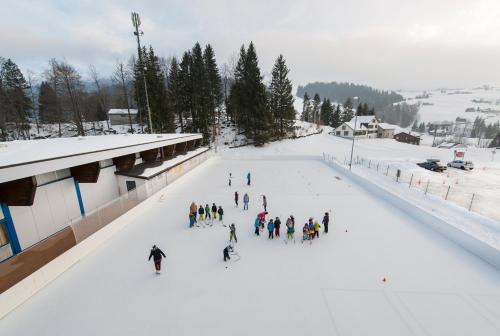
[296,82,404,111]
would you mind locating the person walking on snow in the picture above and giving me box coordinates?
[314,220,321,238]
[234,191,239,207]
[274,216,281,237]
[189,212,195,228]
[223,244,234,262]
[229,223,237,242]
[148,245,166,274]
[254,218,261,236]
[190,202,197,222]
[198,205,205,221]
[211,203,217,221]
[247,172,251,186]
[267,219,275,239]
[229,172,232,186]
[262,195,267,212]
[218,206,224,222]
[322,212,329,234]
[243,193,249,210]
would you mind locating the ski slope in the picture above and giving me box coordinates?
[1,140,500,335]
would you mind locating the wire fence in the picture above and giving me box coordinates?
[322,153,500,223]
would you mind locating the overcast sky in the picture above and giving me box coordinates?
[3,0,500,91]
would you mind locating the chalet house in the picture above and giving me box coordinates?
[377,123,396,138]
[394,132,420,145]
[334,115,379,139]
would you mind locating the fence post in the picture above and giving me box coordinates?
[369,160,371,168]
[377,163,380,171]
[409,174,414,188]
[445,185,451,200]
[425,180,430,194]
[468,193,475,211]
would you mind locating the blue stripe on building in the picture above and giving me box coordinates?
[74,180,85,216]
[1,203,21,254]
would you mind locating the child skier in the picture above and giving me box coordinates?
[234,191,239,207]
[217,206,224,222]
[254,218,261,236]
[302,224,310,243]
[267,219,275,239]
[198,205,205,221]
[148,245,166,274]
[223,244,234,262]
[274,216,281,237]
[287,225,295,241]
[229,173,232,186]
[309,220,315,240]
[211,203,217,220]
[247,172,251,186]
[205,204,211,220]
[243,193,249,210]
[322,212,329,233]
[262,195,267,211]
[314,220,321,238]
[229,223,237,243]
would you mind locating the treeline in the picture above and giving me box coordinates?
[300,93,376,128]
[0,41,296,145]
[297,82,404,111]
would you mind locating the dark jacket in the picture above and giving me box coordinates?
[218,207,224,215]
[198,206,204,215]
[274,219,281,228]
[322,214,329,225]
[148,247,166,261]
[212,205,217,213]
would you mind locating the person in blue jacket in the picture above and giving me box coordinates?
[267,219,275,239]
[254,217,260,236]
[247,172,251,186]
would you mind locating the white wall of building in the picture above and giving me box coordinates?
[10,178,81,250]
[78,166,119,213]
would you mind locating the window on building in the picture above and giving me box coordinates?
[344,131,349,136]
[342,125,346,130]
[126,180,137,192]
[336,131,340,135]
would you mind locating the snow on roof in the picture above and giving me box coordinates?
[378,123,396,130]
[344,122,367,130]
[0,133,201,183]
[347,115,377,129]
[108,109,138,115]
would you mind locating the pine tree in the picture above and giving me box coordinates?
[320,98,333,125]
[0,58,32,139]
[178,51,193,132]
[312,93,321,125]
[342,97,354,122]
[228,46,247,132]
[203,44,223,143]
[38,81,60,124]
[331,104,342,128]
[167,57,183,131]
[269,54,295,138]
[190,43,209,139]
[301,92,311,122]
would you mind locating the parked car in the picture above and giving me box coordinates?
[417,159,447,172]
[447,160,474,170]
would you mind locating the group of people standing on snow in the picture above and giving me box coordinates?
[234,191,250,210]
[188,201,224,227]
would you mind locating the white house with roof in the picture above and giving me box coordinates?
[377,123,396,138]
[108,109,138,125]
[333,115,379,139]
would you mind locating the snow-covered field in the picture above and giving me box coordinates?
[400,87,500,125]
[1,133,500,335]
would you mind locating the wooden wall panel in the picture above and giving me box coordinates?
[112,154,136,172]
[140,148,159,163]
[0,177,37,206]
[70,162,100,183]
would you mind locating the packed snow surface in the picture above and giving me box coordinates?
[1,134,500,335]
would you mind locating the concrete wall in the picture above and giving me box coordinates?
[167,151,210,184]
[323,158,500,270]
[9,178,81,250]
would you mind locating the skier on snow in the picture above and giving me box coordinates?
[190,202,197,222]
[205,204,211,220]
[262,195,267,212]
[257,211,268,229]
[234,191,239,207]
[322,212,329,233]
[148,245,166,274]
[247,172,251,186]
[267,219,275,239]
[229,172,232,186]
[243,193,249,210]
[274,216,281,237]
[223,244,234,262]
[254,217,261,236]
[314,220,321,238]
[229,223,237,243]
[217,206,224,222]
[198,205,205,221]
[189,212,195,228]
[211,203,217,220]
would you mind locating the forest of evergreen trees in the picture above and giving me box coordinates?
[0,42,296,145]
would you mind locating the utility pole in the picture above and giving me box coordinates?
[131,12,153,133]
[349,110,358,171]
